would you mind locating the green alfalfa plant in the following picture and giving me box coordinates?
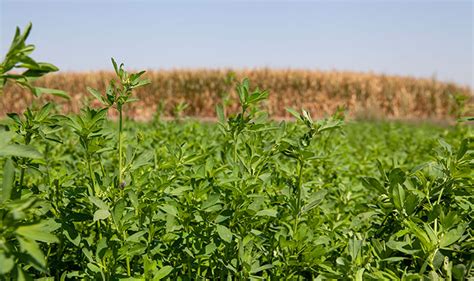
[277,108,344,277]
[0,25,63,277]
[0,100,63,279]
[213,78,276,277]
[1,22,68,187]
[216,78,269,163]
[86,59,150,276]
[63,107,109,196]
[0,22,68,214]
[0,23,67,98]
[87,58,150,190]
[5,103,65,196]
[362,131,472,279]
[0,23,67,279]
[0,195,61,278]
[283,108,344,236]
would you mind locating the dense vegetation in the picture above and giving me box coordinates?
[1,24,473,280]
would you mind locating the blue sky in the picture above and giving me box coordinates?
[1,0,472,87]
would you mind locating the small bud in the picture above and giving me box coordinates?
[120,181,126,189]
[137,131,144,143]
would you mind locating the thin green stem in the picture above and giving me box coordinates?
[293,159,304,237]
[90,150,102,239]
[84,136,96,196]
[87,153,96,196]
[18,132,32,190]
[126,256,131,276]
[97,221,102,240]
[19,167,26,189]
[118,106,123,188]
[186,234,191,279]
[233,138,238,164]
[297,159,304,211]
[123,230,131,276]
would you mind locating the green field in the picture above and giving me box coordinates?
[1,112,472,279]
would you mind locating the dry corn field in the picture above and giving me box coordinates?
[1,69,472,120]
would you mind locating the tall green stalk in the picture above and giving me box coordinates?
[18,132,32,190]
[293,158,304,237]
[118,104,124,189]
[118,105,130,275]
[87,153,96,196]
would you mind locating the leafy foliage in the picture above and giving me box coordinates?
[0,23,68,98]
[0,23,472,280]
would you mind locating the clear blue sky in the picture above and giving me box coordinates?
[1,0,472,87]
